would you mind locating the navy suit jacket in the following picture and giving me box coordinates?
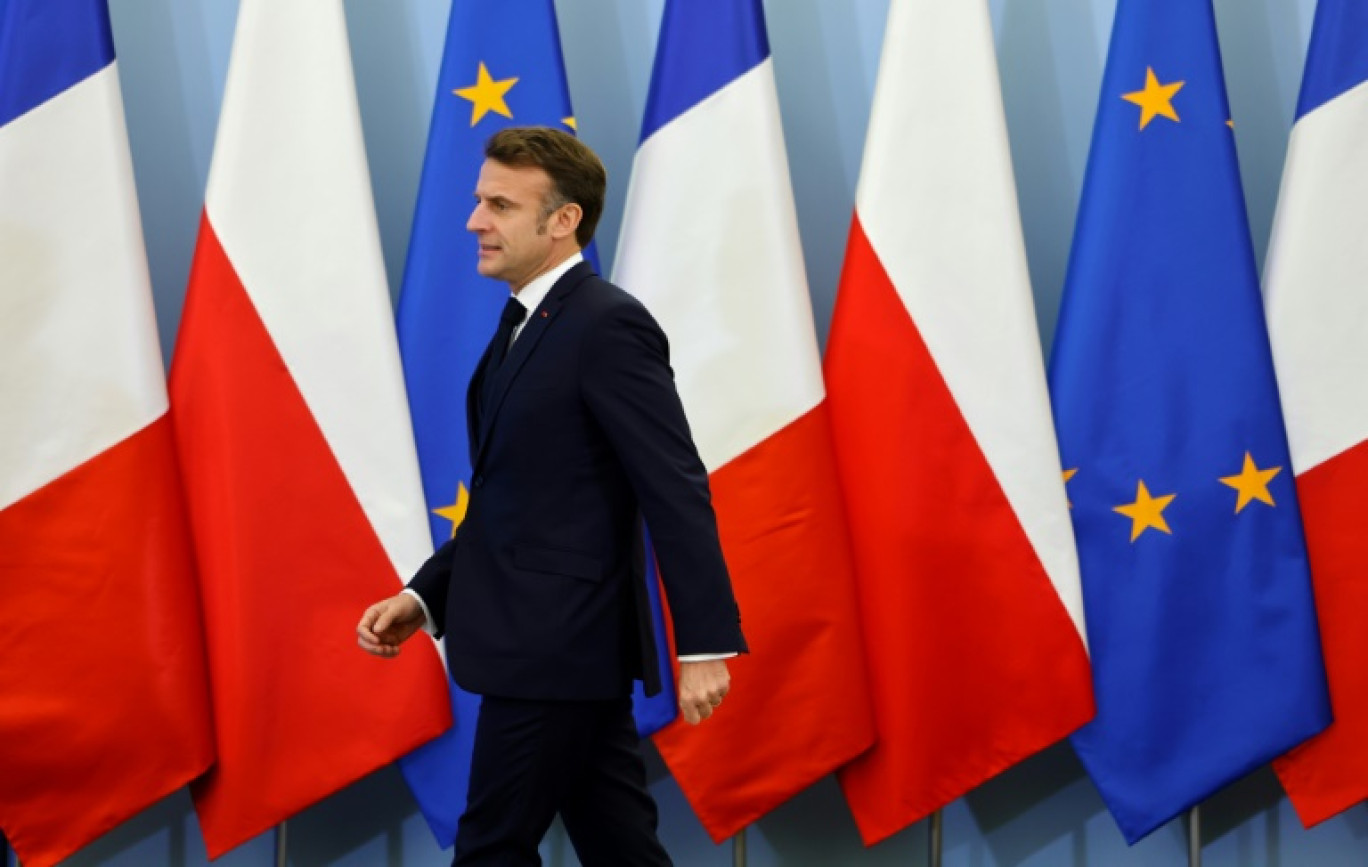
[408,261,746,701]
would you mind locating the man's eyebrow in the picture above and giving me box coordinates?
[474,193,516,206]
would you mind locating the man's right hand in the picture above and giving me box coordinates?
[356,593,425,658]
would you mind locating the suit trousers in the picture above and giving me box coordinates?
[452,694,672,866]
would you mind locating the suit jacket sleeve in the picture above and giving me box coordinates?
[580,300,746,655]
[407,535,454,638]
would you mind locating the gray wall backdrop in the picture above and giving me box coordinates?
[17,0,1366,864]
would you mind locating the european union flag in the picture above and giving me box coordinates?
[1048,0,1330,843]
[394,0,676,848]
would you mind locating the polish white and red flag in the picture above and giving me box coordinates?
[169,0,450,854]
[0,4,214,866]
[614,0,875,840]
[1266,0,1368,827]
[824,0,1094,845]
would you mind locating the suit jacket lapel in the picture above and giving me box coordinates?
[465,306,506,463]
[472,261,594,471]
[466,360,486,463]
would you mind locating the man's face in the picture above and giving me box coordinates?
[467,159,558,291]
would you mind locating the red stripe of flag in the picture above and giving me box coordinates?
[654,403,875,841]
[0,416,213,867]
[1274,439,1368,824]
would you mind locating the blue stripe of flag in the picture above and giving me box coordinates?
[1295,0,1368,120]
[0,0,113,128]
[638,0,769,143]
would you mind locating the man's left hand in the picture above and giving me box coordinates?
[678,659,730,725]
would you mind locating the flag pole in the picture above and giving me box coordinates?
[275,821,288,867]
[929,808,943,867]
[732,826,747,867]
[1187,806,1201,867]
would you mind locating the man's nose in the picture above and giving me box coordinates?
[466,204,486,233]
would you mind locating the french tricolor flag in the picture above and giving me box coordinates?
[169,0,450,855]
[825,0,1093,845]
[0,2,214,865]
[615,0,875,840]
[1266,0,1368,828]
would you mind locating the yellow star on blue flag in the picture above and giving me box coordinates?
[1218,452,1281,513]
[432,483,469,537]
[453,61,517,126]
[1114,480,1176,541]
[1122,67,1184,129]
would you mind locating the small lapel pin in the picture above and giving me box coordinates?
[541,311,549,319]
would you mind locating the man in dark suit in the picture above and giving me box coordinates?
[357,127,745,865]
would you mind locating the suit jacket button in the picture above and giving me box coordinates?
[472,475,485,488]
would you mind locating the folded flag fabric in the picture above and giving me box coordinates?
[1266,0,1368,828]
[1049,0,1330,842]
[826,0,1093,845]
[0,2,213,865]
[617,0,875,841]
[169,0,450,854]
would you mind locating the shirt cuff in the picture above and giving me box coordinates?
[678,652,737,662]
[401,588,437,636]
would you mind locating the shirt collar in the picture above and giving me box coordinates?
[512,251,584,318]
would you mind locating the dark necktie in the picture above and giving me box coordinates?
[481,295,526,410]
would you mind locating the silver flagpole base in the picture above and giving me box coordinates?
[275,820,288,867]
[929,808,943,867]
[1187,805,1201,867]
[732,825,747,867]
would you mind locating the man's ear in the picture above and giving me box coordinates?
[551,202,582,241]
